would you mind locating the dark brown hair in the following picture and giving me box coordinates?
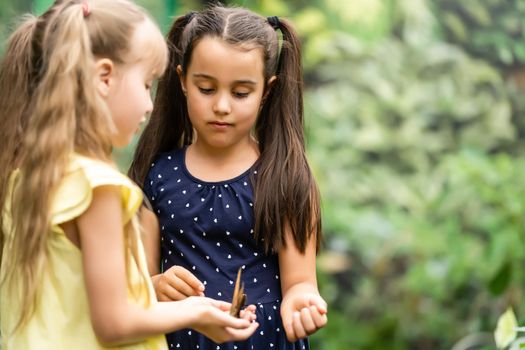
[129,5,322,253]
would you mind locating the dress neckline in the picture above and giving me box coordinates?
[180,146,257,186]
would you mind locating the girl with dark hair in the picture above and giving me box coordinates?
[130,5,327,349]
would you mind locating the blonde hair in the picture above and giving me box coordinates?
[0,0,167,332]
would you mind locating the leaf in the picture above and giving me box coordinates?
[230,267,246,318]
[488,261,512,296]
[494,308,518,349]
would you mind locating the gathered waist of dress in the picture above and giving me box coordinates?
[201,267,282,304]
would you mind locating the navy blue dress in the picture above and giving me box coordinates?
[143,147,310,350]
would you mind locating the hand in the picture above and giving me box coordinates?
[152,265,205,301]
[281,291,328,342]
[185,297,259,343]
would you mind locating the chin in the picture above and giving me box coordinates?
[112,137,131,149]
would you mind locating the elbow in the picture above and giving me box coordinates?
[92,316,133,346]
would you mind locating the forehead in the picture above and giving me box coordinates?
[127,19,168,77]
[188,36,265,81]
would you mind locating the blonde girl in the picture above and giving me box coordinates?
[0,1,258,349]
[130,5,327,350]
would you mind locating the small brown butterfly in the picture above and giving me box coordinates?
[230,267,247,318]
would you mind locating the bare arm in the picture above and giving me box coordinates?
[140,206,160,275]
[140,206,205,300]
[78,186,258,346]
[278,225,328,342]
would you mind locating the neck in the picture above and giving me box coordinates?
[190,137,259,164]
[185,138,259,182]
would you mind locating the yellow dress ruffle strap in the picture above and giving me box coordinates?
[51,154,143,226]
[0,154,167,350]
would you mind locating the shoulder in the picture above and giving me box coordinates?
[144,148,184,185]
[149,148,184,171]
[51,154,142,225]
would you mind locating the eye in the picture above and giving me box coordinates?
[233,91,250,98]
[198,87,214,95]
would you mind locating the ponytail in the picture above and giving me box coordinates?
[255,18,322,253]
[130,6,322,254]
[129,13,195,186]
[0,15,38,270]
[4,2,111,332]
[1,0,165,334]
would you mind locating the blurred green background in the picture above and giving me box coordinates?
[3,0,525,349]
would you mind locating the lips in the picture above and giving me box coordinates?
[208,121,232,129]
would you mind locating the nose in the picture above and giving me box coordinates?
[212,92,232,115]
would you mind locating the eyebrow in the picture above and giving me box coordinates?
[192,73,258,85]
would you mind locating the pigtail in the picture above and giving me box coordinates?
[255,18,322,253]
[4,2,110,332]
[129,14,194,186]
[0,15,38,270]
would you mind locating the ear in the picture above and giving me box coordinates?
[261,75,277,104]
[177,65,187,96]
[95,58,115,98]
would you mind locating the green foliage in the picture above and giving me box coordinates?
[3,0,525,349]
[434,0,525,67]
[0,0,30,54]
[302,0,525,348]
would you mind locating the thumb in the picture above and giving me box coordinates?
[209,299,232,312]
[217,312,252,328]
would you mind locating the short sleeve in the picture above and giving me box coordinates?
[142,163,157,206]
[51,155,143,226]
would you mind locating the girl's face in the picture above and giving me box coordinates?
[103,21,161,148]
[179,37,267,150]
[105,61,155,148]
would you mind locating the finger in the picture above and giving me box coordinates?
[167,271,203,297]
[300,307,317,334]
[309,305,328,329]
[216,313,252,329]
[158,289,186,301]
[157,280,188,301]
[244,304,256,312]
[239,306,257,322]
[239,311,256,322]
[169,277,202,297]
[307,294,328,314]
[239,304,256,315]
[209,299,232,311]
[172,266,205,293]
[225,322,259,341]
[292,311,307,340]
[282,313,297,342]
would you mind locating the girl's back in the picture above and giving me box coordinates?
[1,155,166,349]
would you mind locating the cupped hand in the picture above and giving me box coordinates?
[153,265,205,301]
[187,297,259,343]
[281,292,327,342]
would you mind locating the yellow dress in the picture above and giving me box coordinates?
[0,154,168,350]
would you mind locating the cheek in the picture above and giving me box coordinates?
[238,98,262,118]
[186,94,206,114]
